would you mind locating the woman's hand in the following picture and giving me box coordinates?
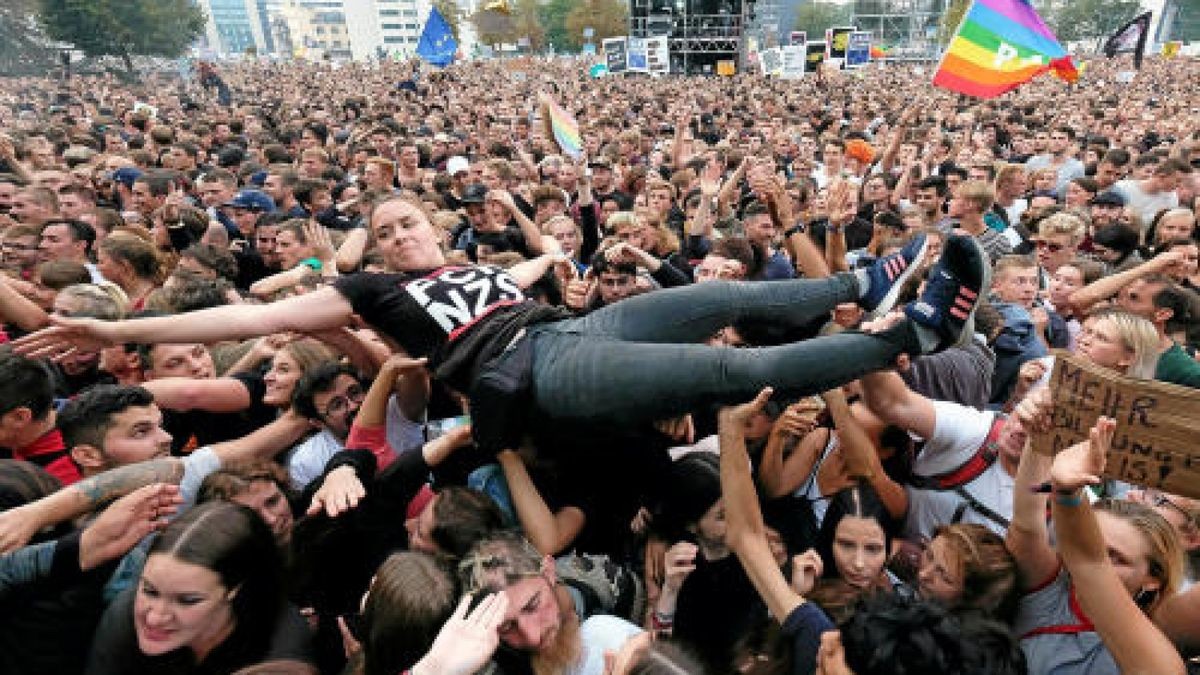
[661,541,699,595]
[1051,417,1114,494]
[789,548,824,596]
[1014,384,1054,435]
[306,466,367,518]
[411,593,510,675]
[771,399,823,439]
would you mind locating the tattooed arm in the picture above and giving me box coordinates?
[0,458,183,554]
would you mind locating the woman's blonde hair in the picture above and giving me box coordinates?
[1086,307,1160,379]
[1037,212,1087,246]
[1096,498,1187,609]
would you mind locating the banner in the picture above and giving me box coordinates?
[1162,41,1182,58]
[716,60,736,76]
[602,37,627,73]
[759,47,782,76]
[1031,352,1200,499]
[789,31,806,46]
[645,36,670,75]
[805,42,826,73]
[627,37,648,72]
[780,45,806,79]
[846,31,872,68]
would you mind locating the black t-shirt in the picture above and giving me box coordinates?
[163,371,276,454]
[333,267,569,391]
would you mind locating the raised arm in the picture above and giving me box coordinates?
[1069,251,1180,313]
[719,388,806,623]
[1006,386,1059,588]
[335,227,370,273]
[826,391,907,520]
[0,276,50,332]
[758,401,824,499]
[14,285,355,358]
[496,448,585,556]
[141,377,254,413]
[0,458,185,554]
[1051,418,1186,675]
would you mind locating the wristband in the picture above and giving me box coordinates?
[301,257,323,271]
[651,610,675,630]
[1054,490,1082,507]
[783,223,807,238]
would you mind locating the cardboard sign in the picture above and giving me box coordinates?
[846,31,872,68]
[1031,351,1200,499]
[759,48,782,76]
[780,45,806,79]
[645,36,669,75]
[603,37,627,73]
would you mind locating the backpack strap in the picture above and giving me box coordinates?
[918,414,1007,490]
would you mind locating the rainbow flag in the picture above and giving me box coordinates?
[933,0,1077,99]
[870,45,888,59]
[539,94,583,160]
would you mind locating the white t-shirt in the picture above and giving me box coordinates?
[1115,179,1179,228]
[904,401,1014,540]
[567,615,644,675]
[285,429,344,490]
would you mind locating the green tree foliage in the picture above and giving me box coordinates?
[792,2,853,39]
[938,0,970,45]
[37,0,205,73]
[432,0,462,41]
[0,0,58,74]
[564,0,628,52]
[539,0,576,52]
[1042,0,1145,44]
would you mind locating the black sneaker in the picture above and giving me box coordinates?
[861,232,930,319]
[904,234,990,351]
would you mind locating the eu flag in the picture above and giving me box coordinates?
[416,7,458,67]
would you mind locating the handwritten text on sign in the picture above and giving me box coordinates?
[1031,351,1200,499]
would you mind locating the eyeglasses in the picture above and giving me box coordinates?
[321,383,365,419]
[1034,240,1065,253]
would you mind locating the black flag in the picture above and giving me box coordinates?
[1102,12,1152,69]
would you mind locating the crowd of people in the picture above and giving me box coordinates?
[0,52,1197,674]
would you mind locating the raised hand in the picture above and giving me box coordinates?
[306,465,367,518]
[662,541,698,594]
[1051,417,1114,494]
[789,548,824,596]
[718,386,774,430]
[12,315,122,362]
[411,593,510,675]
[79,483,182,570]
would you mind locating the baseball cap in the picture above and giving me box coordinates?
[447,156,470,176]
[110,167,143,189]
[461,183,488,204]
[223,189,276,212]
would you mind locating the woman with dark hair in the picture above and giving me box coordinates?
[1090,224,1143,273]
[811,482,904,605]
[86,501,314,674]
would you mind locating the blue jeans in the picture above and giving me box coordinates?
[528,275,907,423]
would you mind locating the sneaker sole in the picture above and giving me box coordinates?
[867,236,931,321]
[952,237,990,349]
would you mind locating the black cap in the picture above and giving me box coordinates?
[461,183,488,204]
[1091,191,1126,207]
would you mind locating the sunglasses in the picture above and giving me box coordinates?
[1034,240,1065,253]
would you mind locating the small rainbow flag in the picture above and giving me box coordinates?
[870,45,888,59]
[933,0,1077,99]
[539,94,583,160]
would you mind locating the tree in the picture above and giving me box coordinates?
[37,0,205,74]
[0,0,57,75]
[792,2,853,39]
[1043,0,1148,45]
[471,0,544,50]
[564,0,628,52]
[539,0,576,52]
[938,0,970,45]
[431,0,462,41]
